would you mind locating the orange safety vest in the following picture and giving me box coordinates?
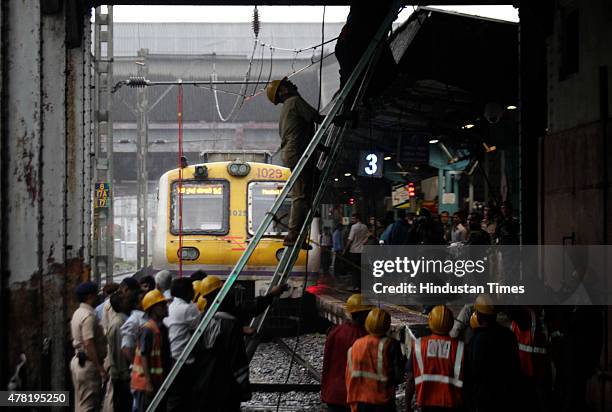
[131,319,164,391]
[511,309,548,377]
[346,335,394,410]
[412,335,464,409]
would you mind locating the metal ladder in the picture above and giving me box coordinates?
[146,3,400,410]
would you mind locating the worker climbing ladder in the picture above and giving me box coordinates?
[146,2,401,410]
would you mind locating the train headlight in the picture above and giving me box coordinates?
[227,162,250,177]
[178,247,200,261]
[194,165,208,179]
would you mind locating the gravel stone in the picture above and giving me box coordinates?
[244,333,408,411]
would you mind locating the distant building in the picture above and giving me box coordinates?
[112,22,342,263]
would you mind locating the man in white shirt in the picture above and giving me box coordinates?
[120,290,148,364]
[344,214,370,292]
[164,277,200,411]
[155,270,173,300]
[320,227,333,275]
[451,211,468,243]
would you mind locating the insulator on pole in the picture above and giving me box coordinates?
[252,6,260,38]
[127,76,149,88]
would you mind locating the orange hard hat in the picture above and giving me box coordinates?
[428,305,454,335]
[365,308,391,337]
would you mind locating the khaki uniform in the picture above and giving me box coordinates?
[278,95,319,236]
[70,303,107,412]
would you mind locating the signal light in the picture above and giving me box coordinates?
[227,162,250,177]
[407,182,415,198]
[348,197,355,205]
[178,247,200,261]
[194,165,208,179]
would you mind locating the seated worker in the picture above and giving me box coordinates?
[321,294,373,411]
[406,305,464,412]
[346,308,405,412]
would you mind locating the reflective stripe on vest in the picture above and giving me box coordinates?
[516,310,548,355]
[518,343,547,354]
[130,320,164,391]
[413,337,464,388]
[347,337,388,382]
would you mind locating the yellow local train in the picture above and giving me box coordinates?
[152,152,319,296]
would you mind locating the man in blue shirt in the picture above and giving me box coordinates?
[332,224,344,277]
[381,210,411,245]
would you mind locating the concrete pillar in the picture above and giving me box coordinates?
[0,1,91,391]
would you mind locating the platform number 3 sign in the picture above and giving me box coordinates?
[358,151,383,178]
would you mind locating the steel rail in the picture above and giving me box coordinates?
[274,337,321,383]
[250,382,321,393]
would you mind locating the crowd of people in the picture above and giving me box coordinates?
[68,259,604,412]
[69,270,286,412]
[322,294,604,412]
[319,201,520,292]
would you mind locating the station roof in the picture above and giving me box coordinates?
[331,6,518,188]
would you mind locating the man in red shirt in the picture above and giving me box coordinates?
[321,294,373,411]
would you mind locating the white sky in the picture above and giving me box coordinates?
[112,5,518,24]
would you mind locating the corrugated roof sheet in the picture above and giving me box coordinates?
[114,22,344,58]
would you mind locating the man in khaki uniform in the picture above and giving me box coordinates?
[266,78,327,248]
[70,281,108,412]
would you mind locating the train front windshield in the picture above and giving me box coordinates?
[248,182,291,236]
[171,181,228,234]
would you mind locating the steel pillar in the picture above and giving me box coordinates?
[136,49,149,270]
[92,6,114,284]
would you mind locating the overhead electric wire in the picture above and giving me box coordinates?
[211,39,258,122]
[250,43,267,97]
[256,35,338,53]
[113,38,338,121]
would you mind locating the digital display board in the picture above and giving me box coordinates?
[177,184,223,195]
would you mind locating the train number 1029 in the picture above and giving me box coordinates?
[255,167,283,179]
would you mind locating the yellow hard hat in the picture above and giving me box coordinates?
[192,280,202,302]
[365,308,391,337]
[428,305,454,335]
[474,294,496,315]
[266,78,285,105]
[142,289,167,312]
[200,276,223,297]
[345,294,374,314]
[197,295,207,312]
[470,311,482,329]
